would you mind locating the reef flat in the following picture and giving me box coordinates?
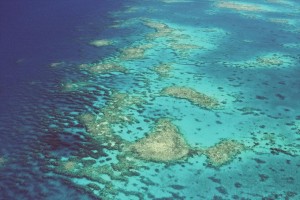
[161,86,220,109]
[205,140,246,167]
[128,118,190,162]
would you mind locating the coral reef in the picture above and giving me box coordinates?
[61,81,90,92]
[79,112,113,138]
[0,156,6,168]
[205,140,245,167]
[161,0,193,3]
[49,61,66,68]
[143,20,175,39]
[49,155,140,199]
[169,42,201,51]
[161,86,219,109]
[89,39,113,47]
[153,63,172,77]
[48,90,148,197]
[128,118,190,162]
[249,131,300,156]
[256,55,284,66]
[225,53,295,69]
[78,92,143,147]
[266,0,292,5]
[269,18,290,25]
[79,62,127,74]
[169,42,202,56]
[216,1,264,12]
[120,44,153,60]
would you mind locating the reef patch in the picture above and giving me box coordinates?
[216,1,266,12]
[205,140,245,167]
[79,62,127,74]
[161,86,220,109]
[89,39,113,47]
[128,118,190,162]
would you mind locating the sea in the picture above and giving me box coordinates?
[0,0,300,199]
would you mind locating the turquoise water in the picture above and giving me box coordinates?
[0,0,300,199]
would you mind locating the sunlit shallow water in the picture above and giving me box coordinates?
[0,0,300,199]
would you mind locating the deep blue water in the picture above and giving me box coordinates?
[1,0,300,199]
[0,1,123,199]
[0,0,121,138]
